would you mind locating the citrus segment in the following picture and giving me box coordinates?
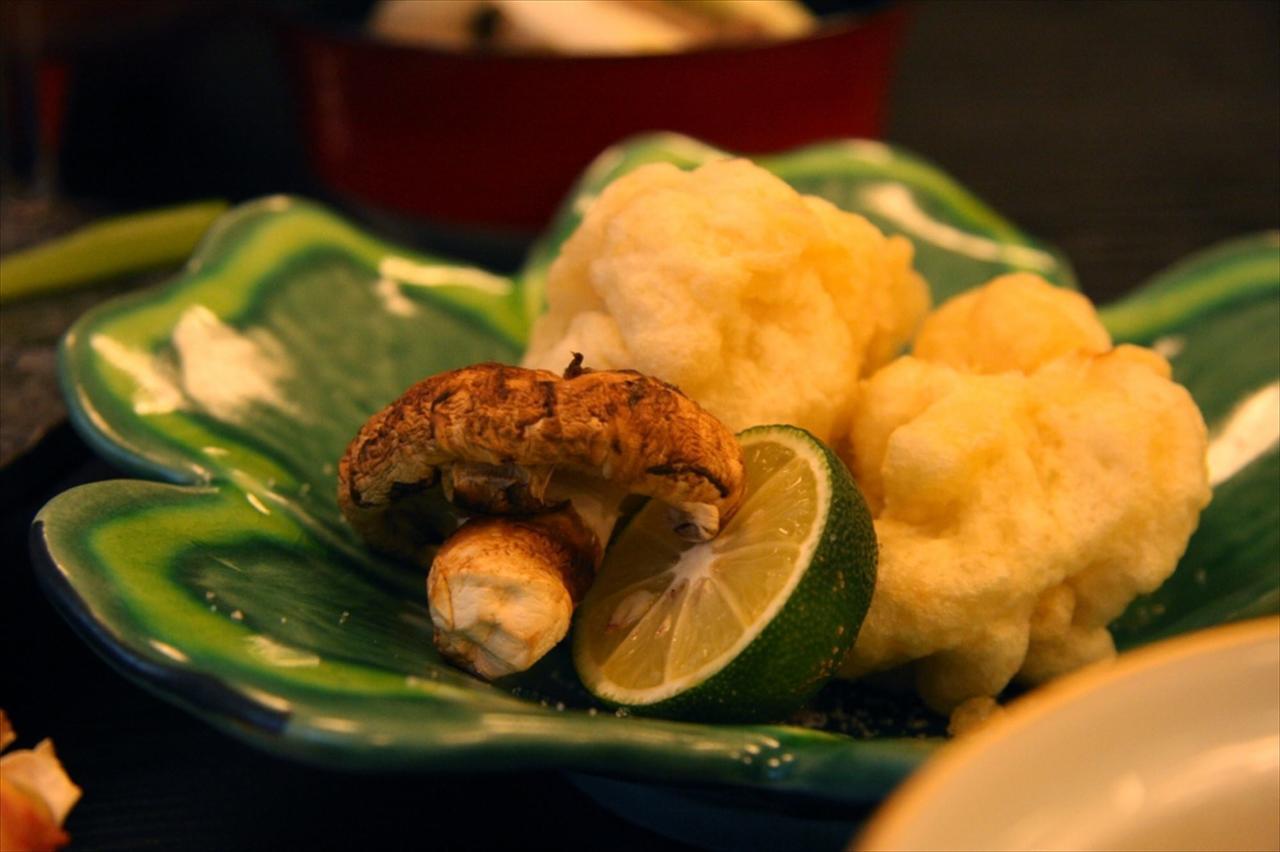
[573,425,877,722]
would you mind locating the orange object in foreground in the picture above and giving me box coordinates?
[0,711,80,852]
[1,775,69,852]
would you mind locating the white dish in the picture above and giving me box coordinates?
[856,617,1280,852]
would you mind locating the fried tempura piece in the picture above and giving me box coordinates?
[523,158,929,446]
[840,275,1211,715]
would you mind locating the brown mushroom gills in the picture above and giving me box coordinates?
[339,361,746,679]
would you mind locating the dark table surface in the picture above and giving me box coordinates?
[2,2,1277,850]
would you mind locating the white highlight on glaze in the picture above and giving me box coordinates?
[373,276,419,317]
[244,634,320,668]
[310,716,360,733]
[245,492,272,516]
[1110,772,1147,815]
[838,138,896,164]
[172,305,301,421]
[580,148,626,188]
[148,639,190,663]
[1207,381,1280,487]
[239,686,292,715]
[1152,335,1187,360]
[404,674,439,690]
[88,308,297,422]
[378,256,512,296]
[859,182,1059,272]
[260,195,291,213]
[90,334,184,415]
[213,556,245,574]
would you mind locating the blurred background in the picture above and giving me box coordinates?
[3,0,1276,281]
[1,2,1277,850]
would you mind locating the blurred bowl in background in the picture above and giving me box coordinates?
[280,2,907,234]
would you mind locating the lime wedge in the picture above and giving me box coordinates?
[573,424,876,722]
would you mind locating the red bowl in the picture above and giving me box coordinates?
[281,5,908,233]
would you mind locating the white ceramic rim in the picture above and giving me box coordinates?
[854,615,1280,851]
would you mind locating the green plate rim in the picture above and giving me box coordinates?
[29,133,1280,803]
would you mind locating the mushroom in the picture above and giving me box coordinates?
[338,357,746,679]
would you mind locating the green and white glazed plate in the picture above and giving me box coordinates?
[33,134,1280,820]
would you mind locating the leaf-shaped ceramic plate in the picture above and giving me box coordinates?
[34,135,1280,811]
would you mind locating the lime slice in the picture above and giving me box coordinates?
[572,424,876,722]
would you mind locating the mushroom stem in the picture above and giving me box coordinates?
[426,473,730,677]
[427,506,600,679]
[544,472,631,549]
[339,361,747,679]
